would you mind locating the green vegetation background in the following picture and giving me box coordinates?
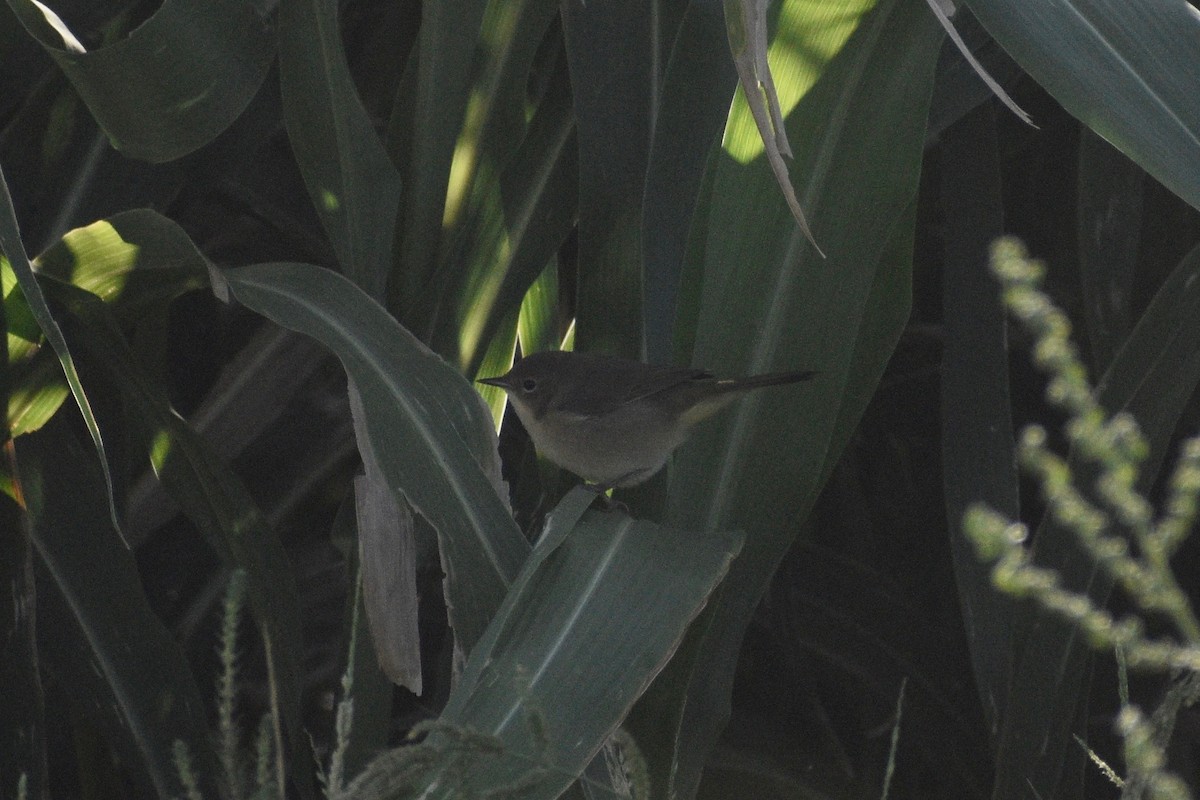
[1,0,1198,798]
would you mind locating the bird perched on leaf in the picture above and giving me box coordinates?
[480,350,815,491]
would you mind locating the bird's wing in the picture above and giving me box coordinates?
[622,365,712,406]
[555,360,711,418]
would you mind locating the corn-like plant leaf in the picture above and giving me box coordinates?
[9,209,215,448]
[938,103,1017,744]
[278,0,401,300]
[41,280,314,797]
[347,488,744,800]
[516,258,563,360]
[961,0,1200,213]
[389,0,488,312]
[223,262,530,654]
[15,422,222,799]
[638,1,944,797]
[642,0,738,363]
[0,161,121,539]
[561,0,657,357]
[428,52,578,375]
[5,0,274,162]
[34,209,212,310]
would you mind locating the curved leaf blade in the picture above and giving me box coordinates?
[278,0,402,299]
[646,0,945,796]
[0,159,121,540]
[16,423,222,800]
[643,0,739,363]
[41,280,313,798]
[9,209,216,442]
[562,0,657,356]
[349,489,743,800]
[433,63,578,375]
[389,0,488,311]
[223,262,529,653]
[34,209,212,312]
[6,0,275,162]
[960,0,1200,212]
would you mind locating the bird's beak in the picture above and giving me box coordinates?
[476,375,509,388]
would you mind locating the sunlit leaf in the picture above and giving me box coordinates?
[0,159,120,540]
[723,0,823,256]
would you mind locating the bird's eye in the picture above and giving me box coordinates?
[521,378,538,392]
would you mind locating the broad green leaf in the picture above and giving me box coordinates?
[644,1,944,797]
[0,161,120,540]
[9,209,215,441]
[35,209,212,312]
[223,262,529,653]
[41,280,313,799]
[278,0,402,300]
[348,488,744,800]
[477,307,519,429]
[961,0,1200,213]
[15,422,222,799]
[432,0,561,250]
[6,0,274,162]
[7,355,68,437]
[643,0,738,363]
[938,102,1016,743]
[561,0,657,357]
[516,258,564,360]
[997,241,1200,800]
[389,0,488,313]
[4,256,41,364]
[429,54,578,374]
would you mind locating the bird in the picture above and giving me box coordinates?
[478,350,815,490]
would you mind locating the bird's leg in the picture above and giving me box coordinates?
[584,482,629,514]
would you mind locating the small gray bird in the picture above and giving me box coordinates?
[479,350,815,490]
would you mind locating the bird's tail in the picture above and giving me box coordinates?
[680,370,816,426]
[714,370,817,392]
